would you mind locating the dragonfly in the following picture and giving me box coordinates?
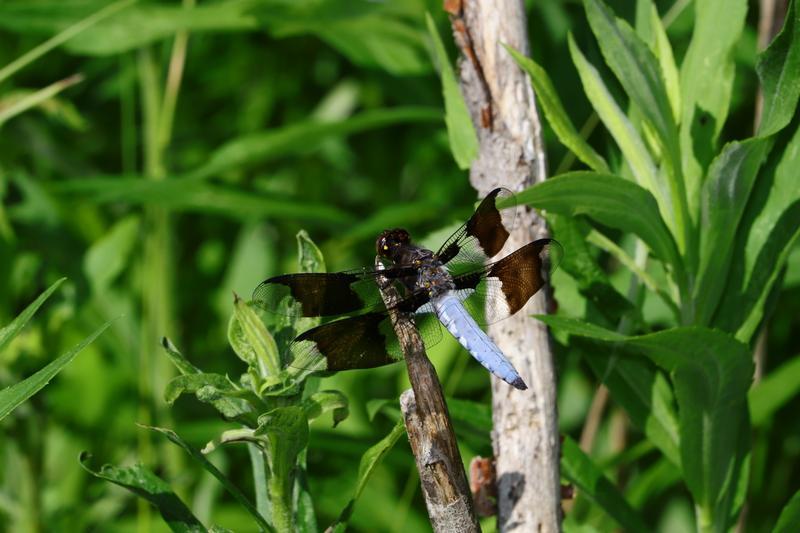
[253,188,562,390]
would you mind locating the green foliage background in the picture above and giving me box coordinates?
[1,0,799,532]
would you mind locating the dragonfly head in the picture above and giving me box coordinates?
[376,228,410,262]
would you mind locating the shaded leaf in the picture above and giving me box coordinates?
[749,355,800,427]
[50,178,355,226]
[143,425,273,533]
[0,320,111,421]
[774,490,800,533]
[757,0,800,137]
[425,12,478,169]
[254,1,429,76]
[192,106,441,179]
[79,452,206,533]
[331,420,405,529]
[507,45,609,173]
[303,390,349,427]
[562,435,649,532]
[538,315,753,527]
[694,138,773,325]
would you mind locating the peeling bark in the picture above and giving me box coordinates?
[447,1,561,531]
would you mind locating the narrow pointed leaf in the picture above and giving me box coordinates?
[507,45,608,172]
[0,320,111,421]
[756,0,800,137]
[537,316,753,526]
[425,12,478,169]
[0,277,65,352]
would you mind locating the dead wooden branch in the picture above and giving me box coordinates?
[375,259,480,533]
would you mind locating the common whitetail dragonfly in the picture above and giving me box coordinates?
[253,188,561,390]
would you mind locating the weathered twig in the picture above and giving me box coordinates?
[375,258,480,533]
[446,1,562,531]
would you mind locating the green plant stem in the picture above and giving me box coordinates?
[0,0,136,84]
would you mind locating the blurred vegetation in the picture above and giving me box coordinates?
[0,0,799,532]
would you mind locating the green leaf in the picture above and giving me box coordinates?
[0,319,111,421]
[694,138,773,325]
[160,339,257,426]
[303,390,349,427]
[679,0,748,217]
[50,178,355,226]
[568,34,658,195]
[229,296,281,376]
[548,214,636,324]
[79,452,206,533]
[254,1,429,76]
[191,106,441,180]
[561,436,649,532]
[538,316,753,528]
[506,45,609,173]
[714,112,800,340]
[331,420,405,529]
[296,230,325,274]
[749,354,800,427]
[577,340,681,467]
[0,277,65,353]
[143,425,273,533]
[83,215,139,293]
[758,0,800,136]
[425,12,478,169]
[584,0,679,173]
[512,172,683,279]
[0,0,135,84]
[634,0,680,121]
[0,1,256,57]
[774,490,800,533]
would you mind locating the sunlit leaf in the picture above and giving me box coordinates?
[303,390,349,427]
[425,12,478,169]
[774,489,800,533]
[507,45,609,173]
[749,354,800,427]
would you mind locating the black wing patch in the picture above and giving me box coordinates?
[452,239,563,327]
[287,310,443,376]
[253,266,417,317]
[436,188,517,275]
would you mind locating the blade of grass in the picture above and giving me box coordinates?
[0,0,136,84]
[0,320,112,421]
[0,74,84,127]
[143,425,273,532]
[0,278,65,352]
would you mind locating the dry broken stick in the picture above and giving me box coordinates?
[446,0,562,531]
[374,258,480,533]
